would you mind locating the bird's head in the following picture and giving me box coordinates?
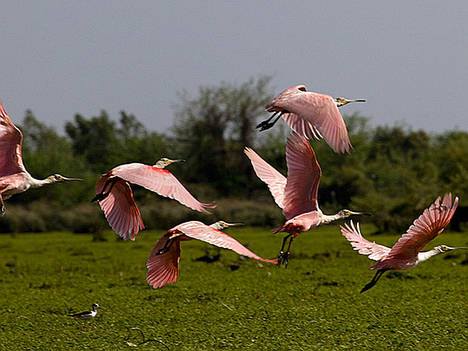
[47,174,82,183]
[435,245,468,253]
[338,209,371,219]
[154,158,185,169]
[92,303,100,310]
[211,221,244,231]
[335,97,366,107]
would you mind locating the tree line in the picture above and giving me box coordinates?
[2,76,467,234]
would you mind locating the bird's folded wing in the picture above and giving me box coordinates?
[244,147,286,209]
[282,133,321,220]
[95,175,144,240]
[111,163,214,213]
[340,221,390,261]
[0,100,27,176]
[175,221,277,263]
[147,233,181,289]
[386,193,458,259]
[280,93,352,154]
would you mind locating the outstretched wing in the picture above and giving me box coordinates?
[95,174,144,240]
[267,86,352,154]
[146,233,181,289]
[0,100,27,176]
[341,221,391,261]
[110,163,214,213]
[175,221,277,263]
[244,147,286,209]
[282,133,321,220]
[386,193,458,259]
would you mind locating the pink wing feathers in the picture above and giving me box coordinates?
[385,193,458,260]
[244,147,287,209]
[0,100,27,176]
[267,85,352,154]
[340,221,391,261]
[95,174,144,240]
[174,221,278,264]
[110,163,214,213]
[282,133,322,220]
[146,233,181,289]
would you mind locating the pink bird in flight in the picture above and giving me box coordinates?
[341,193,465,293]
[93,159,214,240]
[245,132,367,266]
[256,85,366,154]
[147,220,278,288]
[0,100,81,214]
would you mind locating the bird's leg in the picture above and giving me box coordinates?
[277,234,292,267]
[360,269,387,293]
[157,238,175,255]
[283,236,295,268]
[256,112,284,131]
[278,234,295,267]
[91,178,118,202]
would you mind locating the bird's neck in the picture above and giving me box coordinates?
[320,213,342,225]
[417,248,442,264]
[29,176,53,189]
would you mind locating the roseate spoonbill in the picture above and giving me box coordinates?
[0,100,81,214]
[245,132,366,266]
[341,193,465,293]
[92,159,214,240]
[256,85,366,154]
[69,303,100,320]
[146,220,278,288]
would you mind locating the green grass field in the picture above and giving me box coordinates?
[0,226,466,350]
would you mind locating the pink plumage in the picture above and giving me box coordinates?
[146,221,277,289]
[265,85,363,154]
[0,100,81,213]
[245,133,323,236]
[341,194,461,292]
[0,100,27,177]
[340,221,391,261]
[246,132,365,266]
[95,176,144,241]
[95,162,214,240]
[147,233,181,289]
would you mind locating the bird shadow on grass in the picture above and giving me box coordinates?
[193,247,221,263]
[68,248,94,256]
[385,272,415,280]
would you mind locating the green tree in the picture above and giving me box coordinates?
[172,76,273,196]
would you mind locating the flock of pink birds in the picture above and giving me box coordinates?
[0,85,465,292]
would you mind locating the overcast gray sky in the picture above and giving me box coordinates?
[1,1,467,134]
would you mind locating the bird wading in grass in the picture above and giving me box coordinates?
[0,100,82,215]
[256,85,366,154]
[69,303,100,320]
[245,132,367,267]
[341,193,465,293]
[93,159,215,240]
[146,221,278,289]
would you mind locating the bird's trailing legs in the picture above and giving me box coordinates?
[360,269,387,293]
[91,177,119,202]
[256,111,285,131]
[278,234,294,268]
